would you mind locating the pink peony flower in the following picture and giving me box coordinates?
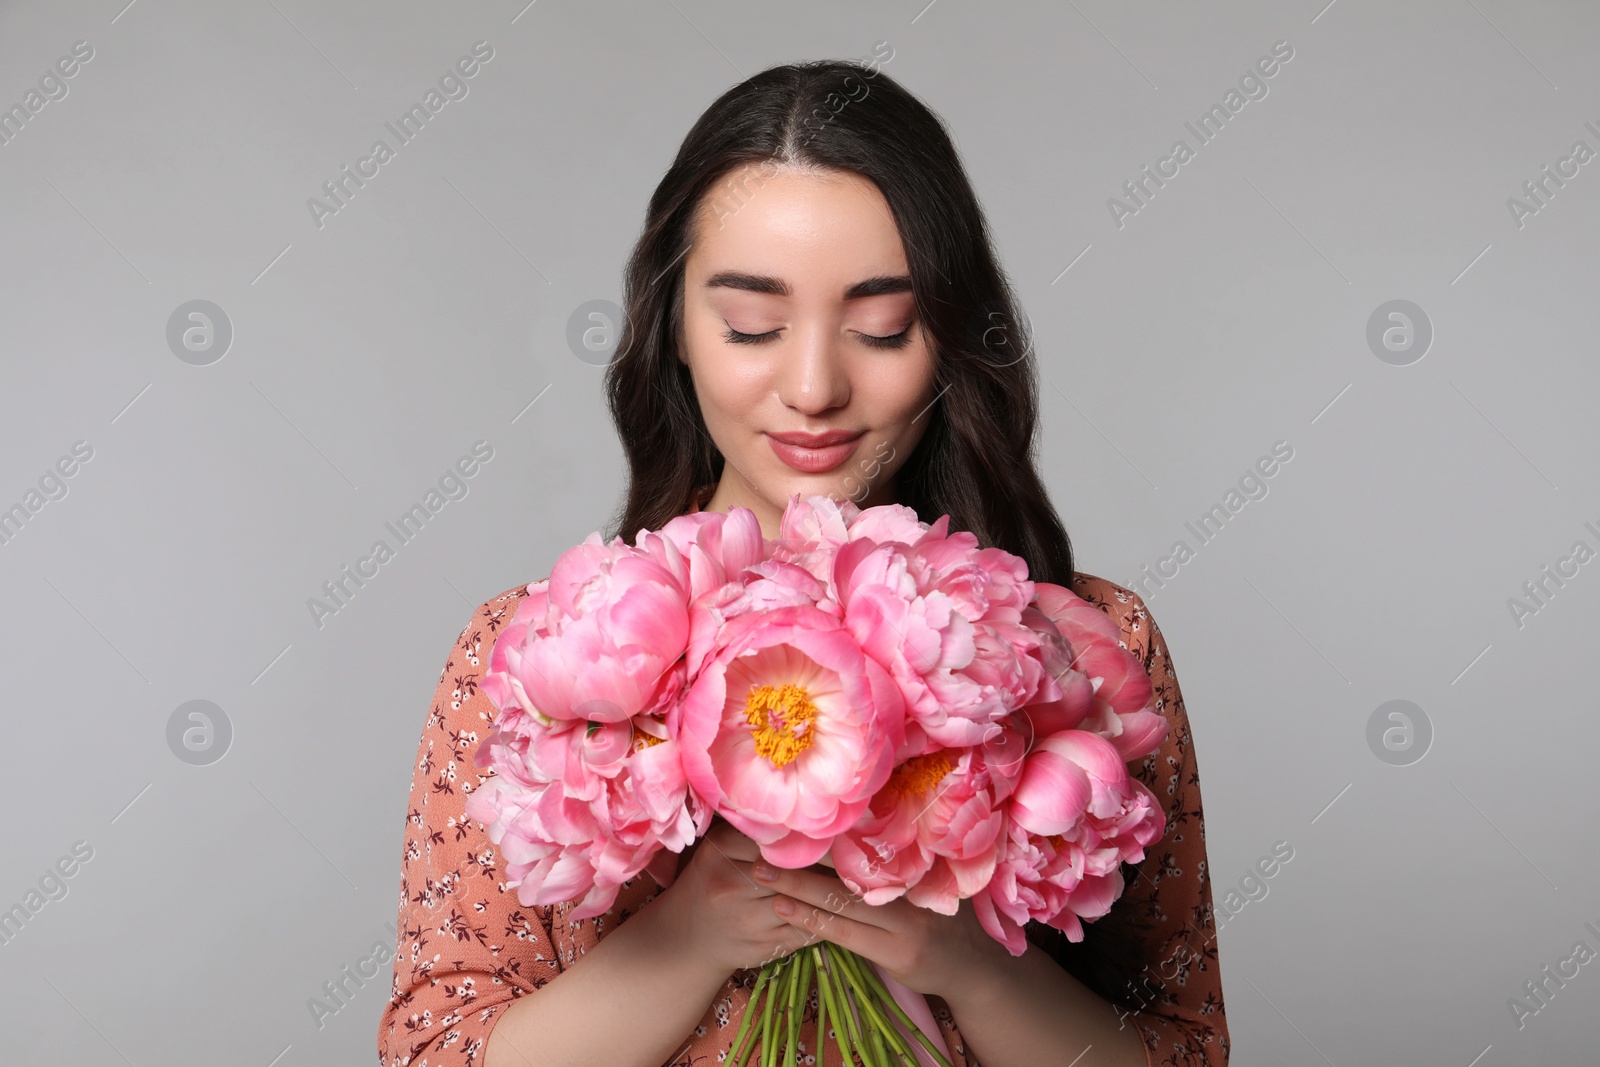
[972,817,1088,954]
[643,506,766,606]
[971,820,1148,953]
[465,702,710,920]
[497,534,692,723]
[677,603,906,868]
[1026,583,1167,762]
[463,777,659,921]
[683,558,830,681]
[767,494,859,586]
[478,579,553,722]
[831,730,1022,911]
[465,494,1174,955]
[831,519,1055,750]
[1081,772,1166,873]
[973,728,1168,952]
[1010,729,1142,837]
[777,493,861,548]
[840,500,932,547]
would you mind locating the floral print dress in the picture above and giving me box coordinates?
[376,571,1229,1066]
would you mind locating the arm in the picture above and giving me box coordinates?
[378,587,565,1066]
[378,590,779,1067]
[1106,590,1230,1066]
[940,925,1149,1067]
[483,893,732,1067]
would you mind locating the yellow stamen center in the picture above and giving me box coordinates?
[630,724,667,753]
[885,751,956,800]
[743,683,818,767]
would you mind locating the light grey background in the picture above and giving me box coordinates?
[2,1,1596,1064]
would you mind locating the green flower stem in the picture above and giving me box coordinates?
[840,951,955,1067]
[831,951,914,1067]
[814,948,851,1064]
[810,946,829,1067]
[840,951,951,1067]
[789,946,812,1066]
[780,956,800,1067]
[817,947,869,1067]
[868,1017,893,1067]
[729,964,774,1067]
[840,957,883,1067]
[733,941,958,1067]
[761,957,782,1067]
[784,953,806,1067]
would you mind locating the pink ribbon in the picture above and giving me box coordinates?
[867,960,953,1067]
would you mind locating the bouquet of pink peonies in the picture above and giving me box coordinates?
[465,494,1169,1067]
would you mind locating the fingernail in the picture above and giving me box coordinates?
[753,861,777,881]
[774,896,796,915]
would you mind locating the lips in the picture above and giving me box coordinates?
[766,431,864,474]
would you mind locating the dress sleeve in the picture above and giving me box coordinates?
[377,588,565,1066]
[1116,592,1230,1066]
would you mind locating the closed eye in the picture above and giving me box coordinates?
[722,326,780,345]
[859,324,913,350]
[721,324,914,349]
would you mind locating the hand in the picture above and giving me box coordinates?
[751,860,1013,1002]
[648,816,820,977]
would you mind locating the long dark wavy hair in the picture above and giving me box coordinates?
[602,58,1156,1015]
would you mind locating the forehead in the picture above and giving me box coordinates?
[687,164,909,290]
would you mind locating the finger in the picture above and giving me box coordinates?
[753,862,897,933]
[700,838,770,891]
[776,894,893,962]
[758,913,828,966]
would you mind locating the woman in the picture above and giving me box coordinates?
[378,59,1227,1067]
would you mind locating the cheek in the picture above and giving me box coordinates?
[865,356,937,427]
[696,359,767,408]
[885,374,940,460]
[685,344,769,432]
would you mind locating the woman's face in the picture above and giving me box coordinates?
[678,163,940,539]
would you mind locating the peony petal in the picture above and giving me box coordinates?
[1108,709,1168,763]
[1011,751,1092,836]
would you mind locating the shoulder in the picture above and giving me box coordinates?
[1065,570,1160,660]
[462,580,538,629]
[435,580,543,683]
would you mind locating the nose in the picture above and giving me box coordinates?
[776,322,851,415]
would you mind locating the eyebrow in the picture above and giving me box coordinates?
[703,271,912,300]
